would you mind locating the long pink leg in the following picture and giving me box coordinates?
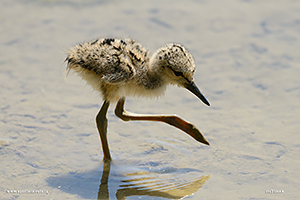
[114,97,209,145]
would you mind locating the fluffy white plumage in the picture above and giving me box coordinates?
[66,38,200,103]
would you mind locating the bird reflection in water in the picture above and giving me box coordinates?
[97,160,210,200]
[98,160,111,199]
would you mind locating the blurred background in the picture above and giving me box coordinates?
[1,0,299,199]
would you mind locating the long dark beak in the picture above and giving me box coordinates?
[185,82,210,106]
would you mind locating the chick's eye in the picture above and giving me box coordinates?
[174,71,183,77]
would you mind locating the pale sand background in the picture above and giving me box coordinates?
[1,0,300,199]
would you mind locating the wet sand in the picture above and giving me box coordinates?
[1,0,300,199]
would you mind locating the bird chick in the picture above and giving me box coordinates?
[66,38,210,161]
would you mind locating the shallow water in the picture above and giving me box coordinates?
[1,0,300,199]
